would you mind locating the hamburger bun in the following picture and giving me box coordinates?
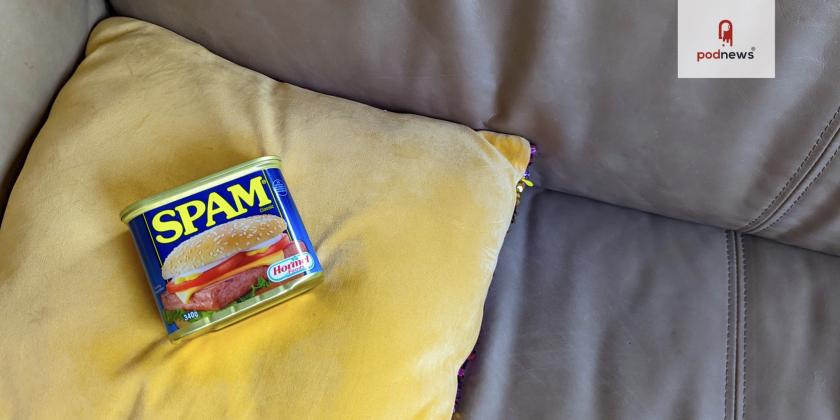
[161,214,287,279]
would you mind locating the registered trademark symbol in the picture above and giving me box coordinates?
[751,46,756,51]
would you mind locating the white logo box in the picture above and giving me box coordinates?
[678,0,775,78]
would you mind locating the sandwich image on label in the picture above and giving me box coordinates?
[159,214,307,312]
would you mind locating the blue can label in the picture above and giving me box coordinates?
[126,165,322,335]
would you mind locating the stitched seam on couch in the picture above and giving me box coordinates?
[724,231,749,420]
[737,234,749,420]
[723,232,734,420]
[761,126,840,232]
[741,104,840,233]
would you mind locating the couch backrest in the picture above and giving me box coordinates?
[110,0,840,255]
[0,0,108,215]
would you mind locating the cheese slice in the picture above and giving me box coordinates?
[175,288,200,305]
[173,250,285,304]
[172,273,203,303]
[246,246,271,256]
[173,273,201,285]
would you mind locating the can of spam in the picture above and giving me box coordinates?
[120,156,323,342]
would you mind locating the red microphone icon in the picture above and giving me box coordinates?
[719,19,733,47]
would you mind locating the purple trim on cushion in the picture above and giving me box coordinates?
[453,350,478,415]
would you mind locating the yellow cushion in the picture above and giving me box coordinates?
[0,17,529,419]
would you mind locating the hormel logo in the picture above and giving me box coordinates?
[268,252,314,283]
[696,19,755,62]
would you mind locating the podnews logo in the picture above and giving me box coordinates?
[678,0,774,79]
[695,19,756,62]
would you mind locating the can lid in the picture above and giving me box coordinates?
[120,155,283,223]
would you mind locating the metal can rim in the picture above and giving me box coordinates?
[119,156,283,223]
[167,271,323,342]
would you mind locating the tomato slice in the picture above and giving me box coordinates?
[261,234,291,258]
[166,234,291,293]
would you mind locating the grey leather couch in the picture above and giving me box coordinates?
[4,1,840,419]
